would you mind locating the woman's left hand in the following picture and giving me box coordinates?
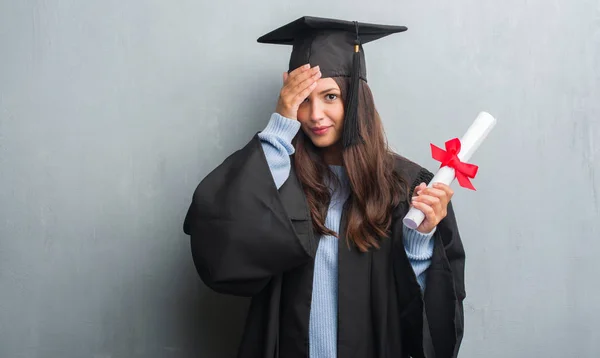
[411,182,454,234]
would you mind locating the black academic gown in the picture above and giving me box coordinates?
[183,134,466,358]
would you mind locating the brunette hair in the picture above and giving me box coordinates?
[293,77,409,252]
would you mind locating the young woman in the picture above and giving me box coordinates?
[184,16,465,358]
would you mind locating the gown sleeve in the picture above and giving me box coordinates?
[425,199,466,358]
[413,167,467,358]
[392,164,466,358]
[183,119,315,297]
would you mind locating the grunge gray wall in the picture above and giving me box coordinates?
[1,1,598,357]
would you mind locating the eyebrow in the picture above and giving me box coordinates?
[317,88,340,95]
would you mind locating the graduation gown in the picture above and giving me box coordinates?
[183,134,466,358]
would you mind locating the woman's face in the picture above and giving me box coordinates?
[297,77,345,148]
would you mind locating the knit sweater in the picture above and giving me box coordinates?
[258,113,435,358]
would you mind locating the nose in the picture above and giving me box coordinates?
[309,99,325,123]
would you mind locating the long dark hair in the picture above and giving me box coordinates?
[293,77,409,252]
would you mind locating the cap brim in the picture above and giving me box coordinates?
[257,16,407,45]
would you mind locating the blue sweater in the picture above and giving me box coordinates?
[258,113,435,358]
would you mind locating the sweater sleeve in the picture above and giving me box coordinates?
[257,113,301,189]
[403,225,436,290]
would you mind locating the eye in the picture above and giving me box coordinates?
[326,94,338,101]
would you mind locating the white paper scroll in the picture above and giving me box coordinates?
[402,111,497,230]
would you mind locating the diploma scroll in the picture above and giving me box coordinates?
[402,111,497,230]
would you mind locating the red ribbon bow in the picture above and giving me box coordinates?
[430,138,479,190]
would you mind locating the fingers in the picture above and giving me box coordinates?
[287,64,311,79]
[432,182,454,199]
[291,70,321,96]
[413,191,442,211]
[284,65,320,90]
[412,193,441,207]
[415,183,453,204]
[294,80,318,103]
[419,187,447,201]
[281,65,320,108]
[413,182,426,197]
[411,182,454,228]
[411,200,436,221]
[276,64,320,120]
[282,65,310,86]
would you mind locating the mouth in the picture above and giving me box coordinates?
[310,126,332,136]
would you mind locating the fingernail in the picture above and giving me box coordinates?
[315,65,320,71]
[304,64,310,69]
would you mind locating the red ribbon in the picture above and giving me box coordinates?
[430,138,479,190]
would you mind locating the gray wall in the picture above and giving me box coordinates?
[1,0,598,357]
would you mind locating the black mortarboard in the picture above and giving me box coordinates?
[258,16,407,147]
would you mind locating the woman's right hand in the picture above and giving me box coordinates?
[275,64,322,120]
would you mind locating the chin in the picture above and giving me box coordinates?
[309,135,338,148]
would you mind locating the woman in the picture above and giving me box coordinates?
[184,16,465,358]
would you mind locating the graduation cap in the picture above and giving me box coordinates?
[257,16,407,147]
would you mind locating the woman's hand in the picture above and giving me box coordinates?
[275,64,321,120]
[411,182,454,234]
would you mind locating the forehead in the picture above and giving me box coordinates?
[313,77,340,92]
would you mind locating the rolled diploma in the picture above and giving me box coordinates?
[402,111,497,230]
